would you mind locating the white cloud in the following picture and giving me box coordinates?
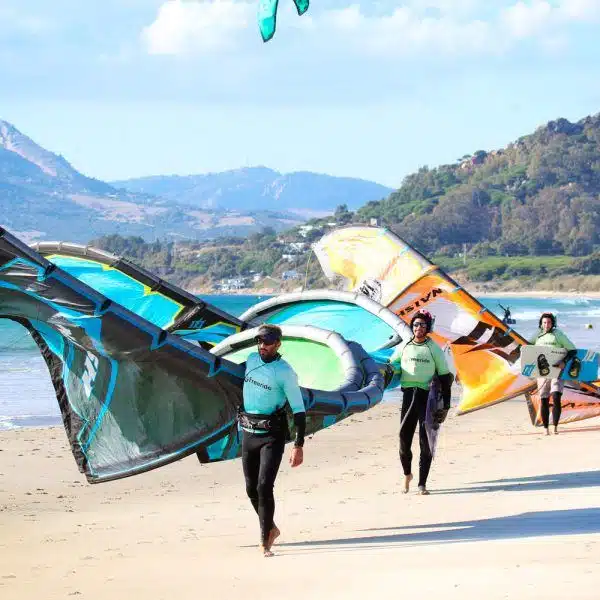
[140,0,600,58]
[318,5,496,56]
[405,0,480,16]
[559,0,600,20]
[327,5,363,30]
[313,0,600,57]
[501,1,554,39]
[142,0,253,55]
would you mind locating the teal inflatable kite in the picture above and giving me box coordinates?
[0,228,395,483]
[258,0,309,42]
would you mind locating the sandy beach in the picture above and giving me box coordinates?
[2,398,600,600]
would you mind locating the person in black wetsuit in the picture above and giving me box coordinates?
[389,311,453,495]
[499,304,513,325]
[239,324,306,557]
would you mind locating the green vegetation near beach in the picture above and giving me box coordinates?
[92,114,600,293]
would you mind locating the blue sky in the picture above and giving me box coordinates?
[1,0,600,187]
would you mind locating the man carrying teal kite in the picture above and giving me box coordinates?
[258,0,310,42]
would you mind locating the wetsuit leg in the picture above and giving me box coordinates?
[256,434,285,544]
[399,388,419,476]
[416,389,432,487]
[540,397,550,429]
[551,392,562,426]
[242,432,285,544]
[242,431,261,514]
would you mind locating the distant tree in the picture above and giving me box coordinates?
[334,204,353,224]
[574,252,600,274]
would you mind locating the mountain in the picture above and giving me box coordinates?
[0,120,392,244]
[0,120,114,195]
[111,167,393,213]
[356,114,600,257]
[0,119,171,242]
[0,121,304,243]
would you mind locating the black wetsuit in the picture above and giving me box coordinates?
[399,373,452,488]
[242,430,285,543]
[399,387,432,487]
[541,394,563,429]
[240,351,306,545]
[241,412,305,545]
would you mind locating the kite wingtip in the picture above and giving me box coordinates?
[259,27,275,43]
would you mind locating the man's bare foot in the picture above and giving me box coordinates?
[267,526,280,548]
[259,526,281,557]
[545,428,550,436]
[554,427,559,435]
[417,485,430,495]
[403,473,413,494]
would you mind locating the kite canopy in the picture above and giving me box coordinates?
[2,230,245,482]
[258,0,310,42]
[0,227,391,483]
[32,240,243,340]
[313,225,600,424]
[239,289,412,353]
[526,383,600,426]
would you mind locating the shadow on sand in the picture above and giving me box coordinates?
[514,424,600,436]
[434,469,600,495]
[277,507,600,552]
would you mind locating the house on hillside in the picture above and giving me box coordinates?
[289,242,307,252]
[298,225,315,238]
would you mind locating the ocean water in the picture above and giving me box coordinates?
[1,294,599,431]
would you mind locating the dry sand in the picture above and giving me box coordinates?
[2,398,600,600]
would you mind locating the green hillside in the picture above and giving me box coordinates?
[91,113,600,292]
[357,115,600,257]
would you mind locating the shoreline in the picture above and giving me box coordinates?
[194,287,600,300]
[474,290,600,299]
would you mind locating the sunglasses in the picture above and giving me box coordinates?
[412,322,428,328]
[255,336,279,346]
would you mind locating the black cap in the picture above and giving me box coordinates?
[256,324,282,344]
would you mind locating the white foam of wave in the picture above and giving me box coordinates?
[550,297,596,306]
[512,309,547,321]
[513,307,600,321]
[0,414,62,431]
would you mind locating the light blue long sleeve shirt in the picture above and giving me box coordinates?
[242,352,305,415]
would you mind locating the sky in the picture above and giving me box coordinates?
[1,0,600,188]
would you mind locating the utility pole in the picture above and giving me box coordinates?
[463,243,467,266]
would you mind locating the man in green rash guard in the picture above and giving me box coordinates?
[238,324,306,557]
[390,310,452,495]
[530,312,577,436]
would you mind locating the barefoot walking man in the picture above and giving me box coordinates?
[390,311,452,495]
[238,324,306,556]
